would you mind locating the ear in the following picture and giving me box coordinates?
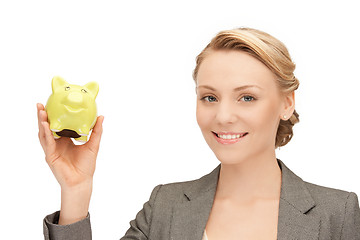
[281,91,295,120]
[51,76,68,93]
[84,81,99,99]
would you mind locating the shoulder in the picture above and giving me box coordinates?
[304,180,354,205]
[279,158,359,217]
[144,174,208,227]
[151,176,203,203]
[302,180,360,233]
[279,158,360,236]
[304,180,359,214]
[148,164,220,206]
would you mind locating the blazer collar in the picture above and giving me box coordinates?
[171,159,320,240]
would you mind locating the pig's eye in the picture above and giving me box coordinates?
[81,89,88,93]
[65,86,70,91]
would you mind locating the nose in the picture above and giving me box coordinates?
[67,92,83,105]
[215,100,238,124]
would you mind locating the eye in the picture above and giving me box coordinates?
[65,86,70,91]
[240,95,255,102]
[201,95,217,102]
[81,89,87,93]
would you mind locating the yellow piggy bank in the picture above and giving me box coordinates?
[45,76,99,143]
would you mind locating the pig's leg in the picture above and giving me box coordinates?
[52,131,61,139]
[50,121,62,133]
[75,135,88,143]
[78,126,90,136]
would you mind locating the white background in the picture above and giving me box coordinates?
[0,0,359,239]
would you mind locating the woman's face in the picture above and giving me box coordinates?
[196,49,294,164]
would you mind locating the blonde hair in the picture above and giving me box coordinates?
[192,27,300,148]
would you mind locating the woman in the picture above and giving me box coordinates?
[38,27,360,240]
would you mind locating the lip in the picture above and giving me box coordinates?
[212,131,248,145]
[215,131,247,135]
[64,105,84,113]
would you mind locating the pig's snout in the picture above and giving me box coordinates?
[67,92,84,105]
[62,92,88,111]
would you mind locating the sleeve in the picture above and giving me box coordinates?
[43,211,92,240]
[120,184,162,240]
[340,191,360,240]
[43,184,162,240]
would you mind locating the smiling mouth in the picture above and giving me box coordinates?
[212,131,249,139]
[64,105,84,113]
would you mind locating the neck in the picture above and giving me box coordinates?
[215,149,282,204]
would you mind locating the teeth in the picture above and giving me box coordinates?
[218,134,244,139]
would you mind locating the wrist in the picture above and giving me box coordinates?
[59,181,93,225]
[61,178,93,192]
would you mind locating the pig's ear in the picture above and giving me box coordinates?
[51,76,68,93]
[84,81,99,98]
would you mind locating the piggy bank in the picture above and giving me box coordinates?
[45,76,99,143]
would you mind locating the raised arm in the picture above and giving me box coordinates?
[37,103,104,239]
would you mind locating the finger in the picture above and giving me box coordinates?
[37,103,49,140]
[37,103,45,130]
[38,109,49,143]
[41,118,56,161]
[37,105,47,148]
[86,115,104,153]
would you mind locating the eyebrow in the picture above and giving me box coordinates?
[196,84,263,91]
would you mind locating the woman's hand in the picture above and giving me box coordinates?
[37,102,104,224]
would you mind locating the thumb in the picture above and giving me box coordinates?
[86,115,104,153]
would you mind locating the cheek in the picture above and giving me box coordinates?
[249,101,281,133]
[196,104,213,130]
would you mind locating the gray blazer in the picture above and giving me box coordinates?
[43,159,360,239]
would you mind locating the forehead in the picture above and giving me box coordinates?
[197,50,278,90]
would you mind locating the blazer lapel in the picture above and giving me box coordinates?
[171,165,220,240]
[171,159,320,240]
[276,159,320,240]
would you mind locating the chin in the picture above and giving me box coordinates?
[213,150,249,165]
